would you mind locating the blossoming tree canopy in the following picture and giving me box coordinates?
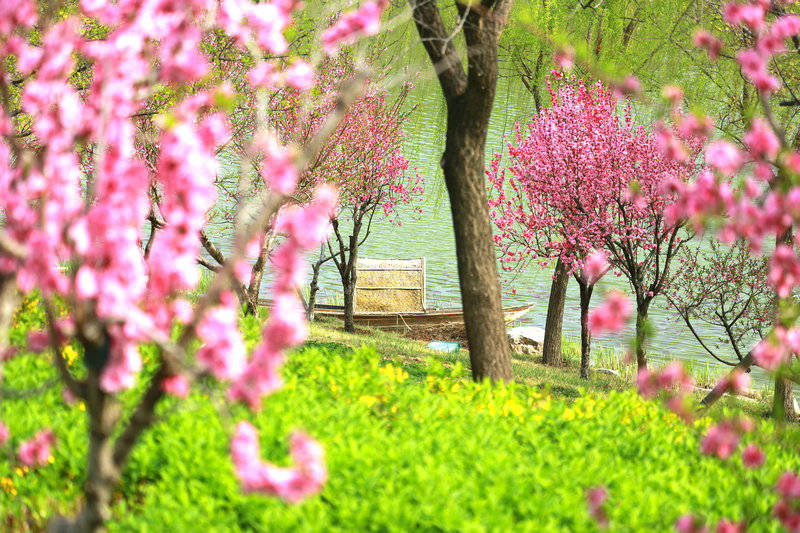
[0,0,388,528]
[488,74,697,370]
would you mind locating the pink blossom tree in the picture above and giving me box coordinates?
[488,76,612,379]
[0,0,388,529]
[666,238,773,369]
[321,87,423,332]
[196,50,422,328]
[489,74,698,374]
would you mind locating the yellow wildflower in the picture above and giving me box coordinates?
[62,345,79,367]
[1,477,16,495]
[358,395,379,408]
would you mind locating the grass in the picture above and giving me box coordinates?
[307,318,773,418]
[0,299,787,530]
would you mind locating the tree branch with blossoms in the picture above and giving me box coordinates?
[0,0,391,531]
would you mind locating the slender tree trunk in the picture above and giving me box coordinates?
[199,230,255,311]
[340,233,359,333]
[578,281,593,379]
[774,374,799,423]
[410,0,514,383]
[635,302,650,371]
[341,267,355,332]
[245,233,274,316]
[542,257,569,366]
[307,254,323,322]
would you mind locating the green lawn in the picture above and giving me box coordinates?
[0,311,788,531]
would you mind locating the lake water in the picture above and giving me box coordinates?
[214,74,770,387]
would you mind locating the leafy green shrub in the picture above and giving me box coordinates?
[2,327,799,530]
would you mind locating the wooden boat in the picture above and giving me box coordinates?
[306,302,535,331]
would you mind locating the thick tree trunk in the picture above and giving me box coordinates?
[0,274,19,357]
[410,0,514,383]
[542,257,569,366]
[774,375,799,423]
[634,303,650,371]
[578,281,593,379]
[442,105,513,382]
[772,231,797,422]
[50,352,120,533]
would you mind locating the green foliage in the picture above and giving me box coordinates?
[2,302,799,531]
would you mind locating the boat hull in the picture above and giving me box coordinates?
[312,304,534,331]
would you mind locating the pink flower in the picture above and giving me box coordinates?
[741,444,765,469]
[0,422,9,445]
[256,134,298,196]
[728,370,751,394]
[662,85,684,105]
[582,250,609,285]
[743,118,780,160]
[724,2,766,30]
[231,422,326,501]
[778,472,800,499]
[195,299,247,381]
[585,486,609,527]
[737,49,780,95]
[76,266,99,298]
[172,298,193,324]
[701,423,740,460]
[27,331,50,352]
[656,362,692,393]
[771,15,800,41]
[768,244,800,298]
[676,514,707,533]
[753,339,786,371]
[17,429,55,467]
[284,60,314,92]
[161,374,190,398]
[589,290,632,335]
[715,519,744,533]
[321,1,387,55]
[554,46,575,70]
[637,369,657,398]
[693,30,722,60]
[705,141,744,176]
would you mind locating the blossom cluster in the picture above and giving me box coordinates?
[0,0,387,504]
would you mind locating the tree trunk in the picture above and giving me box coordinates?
[772,231,797,422]
[774,375,798,423]
[578,281,593,379]
[50,367,120,533]
[0,274,19,357]
[245,233,274,316]
[307,257,323,322]
[542,257,569,366]
[341,270,355,332]
[700,353,754,408]
[634,303,650,371]
[442,106,513,382]
[341,233,359,333]
[410,0,514,383]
